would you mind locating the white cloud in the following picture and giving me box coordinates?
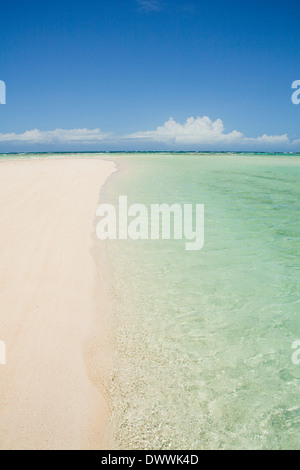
[126,116,291,146]
[0,128,111,144]
[136,1,162,12]
[0,117,297,150]
[247,134,289,144]
[128,116,243,144]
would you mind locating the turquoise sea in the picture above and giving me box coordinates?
[100,153,300,450]
[1,151,299,449]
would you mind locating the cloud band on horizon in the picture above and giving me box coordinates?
[0,128,111,144]
[126,116,289,146]
[0,116,296,149]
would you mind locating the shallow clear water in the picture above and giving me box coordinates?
[101,153,300,450]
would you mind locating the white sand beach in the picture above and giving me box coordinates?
[0,157,116,450]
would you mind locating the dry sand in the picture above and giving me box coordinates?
[0,157,116,450]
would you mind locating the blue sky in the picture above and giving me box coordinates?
[1,0,300,151]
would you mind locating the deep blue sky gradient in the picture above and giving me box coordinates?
[1,0,300,150]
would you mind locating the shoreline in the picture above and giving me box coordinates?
[0,156,117,450]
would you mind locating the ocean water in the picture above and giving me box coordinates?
[2,151,298,449]
[100,153,300,450]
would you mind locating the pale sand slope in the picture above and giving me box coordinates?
[0,157,116,450]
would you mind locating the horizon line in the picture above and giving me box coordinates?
[1,150,300,155]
